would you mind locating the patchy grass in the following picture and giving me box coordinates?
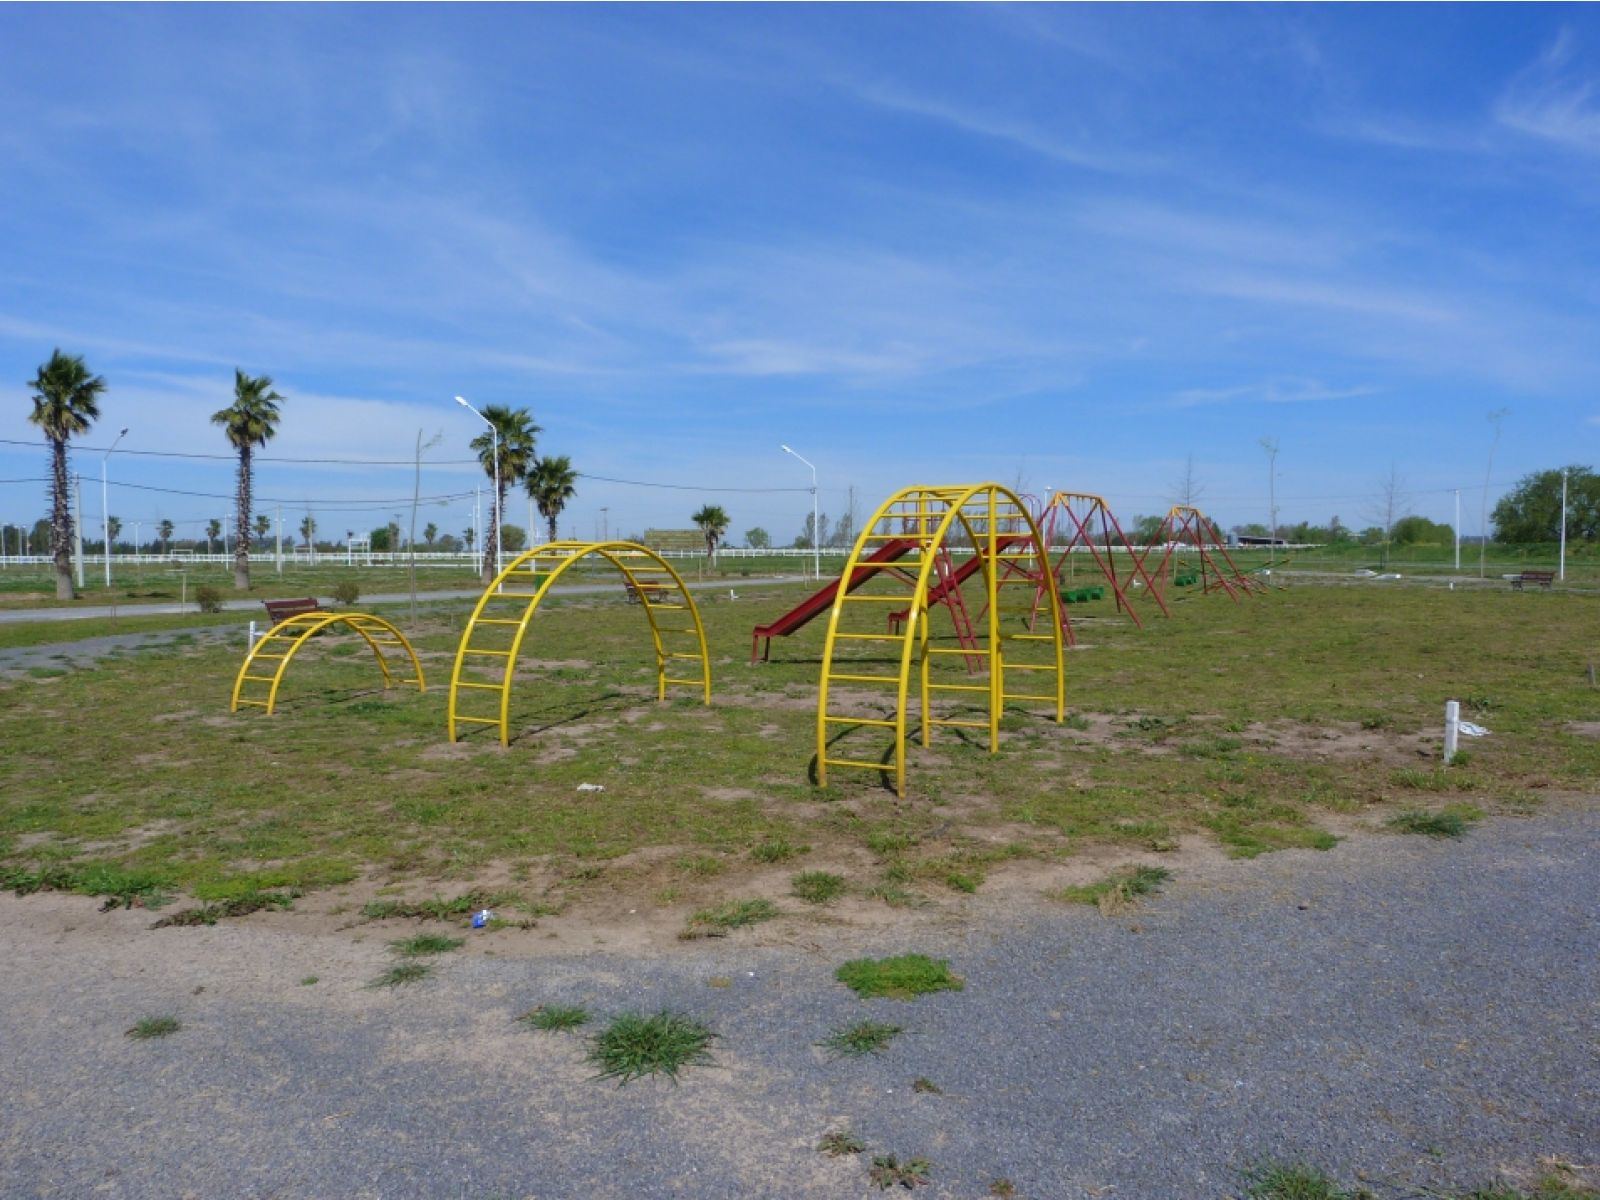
[519,1004,590,1032]
[125,1015,181,1040]
[911,1076,943,1094]
[587,1011,716,1084]
[1053,865,1172,914]
[1388,806,1482,839]
[369,961,434,988]
[989,1180,1018,1198]
[818,1130,867,1157]
[869,1155,932,1190]
[150,890,298,927]
[1241,1161,1372,1200]
[388,933,464,958]
[820,1020,904,1059]
[792,870,847,905]
[4,579,1596,921]
[835,954,964,1001]
[681,898,781,938]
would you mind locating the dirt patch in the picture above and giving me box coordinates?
[1565,721,1600,738]
[1247,720,1435,766]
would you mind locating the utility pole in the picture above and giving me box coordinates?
[600,506,609,541]
[1259,438,1280,549]
[1453,489,1461,571]
[74,472,84,589]
[275,505,283,574]
[1559,468,1568,582]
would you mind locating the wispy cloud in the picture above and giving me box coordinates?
[1167,378,1379,410]
[1494,29,1600,155]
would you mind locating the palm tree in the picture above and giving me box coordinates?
[423,522,438,548]
[468,406,540,580]
[527,455,578,544]
[299,515,317,551]
[107,516,121,551]
[158,519,174,554]
[691,504,730,561]
[206,518,221,555]
[212,370,284,589]
[28,349,107,599]
[254,513,271,548]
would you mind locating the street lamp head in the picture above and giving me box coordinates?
[454,396,468,406]
[117,428,128,437]
[780,444,792,453]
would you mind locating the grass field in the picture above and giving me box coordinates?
[1,570,1596,922]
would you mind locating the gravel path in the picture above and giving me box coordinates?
[1,808,1595,1200]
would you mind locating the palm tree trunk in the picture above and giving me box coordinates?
[50,438,73,600]
[482,481,503,582]
[234,446,252,590]
[547,513,558,543]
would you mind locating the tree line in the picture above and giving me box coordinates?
[22,349,585,598]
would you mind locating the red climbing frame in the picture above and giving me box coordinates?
[1133,505,1263,604]
[1026,492,1170,634]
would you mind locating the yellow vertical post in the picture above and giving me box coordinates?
[987,487,1002,752]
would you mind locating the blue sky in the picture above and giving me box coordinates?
[2,4,1597,546]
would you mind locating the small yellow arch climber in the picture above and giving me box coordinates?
[231,612,426,714]
[448,540,711,745]
[816,483,1065,797]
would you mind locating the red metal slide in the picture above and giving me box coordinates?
[750,538,919,662]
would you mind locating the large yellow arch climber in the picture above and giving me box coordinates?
[816,484,1065,797]
[448,540,711,745]
[231,612,426,714]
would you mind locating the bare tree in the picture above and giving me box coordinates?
[1366,464,1412,569]
[1170,454,1206,509]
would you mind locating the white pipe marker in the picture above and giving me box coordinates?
[1444,699,1460,764]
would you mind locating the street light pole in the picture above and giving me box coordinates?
[456,397,500,577]
[781,444,820,582]
[101,428,127,588]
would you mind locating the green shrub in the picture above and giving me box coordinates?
[195,585,223,613]
[332,578,360,606]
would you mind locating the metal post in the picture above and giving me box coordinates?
[275,505,282,574]
[74,472,84,589]
[1444,700,1460,764]
[1453,489,1460,571]
[1558,468,1568,582]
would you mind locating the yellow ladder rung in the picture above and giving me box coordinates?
[464,648,513,656]
[240,674,277,683]
[834,633,902,642]
[492,591,543,598]
[666,652,703,660]
[823,715,897,727]
[1006,634,1055,641]
[234,699,269,707]
[927,646,989,656]
[1004,692,1059,702]
[1005,662,1055,671]
[452,715,500,725]
[928,718,988,729]
[839,594,910,603]
[475,618,523,626]
[659,627,699,635]
[250,653,289,660]
[648,602,687,610]
[663,677,704,686]
[454,681,502,691]
[927,682,989,693]
[827,672,900,684]
[823,757,892,771]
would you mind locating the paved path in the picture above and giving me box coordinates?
[1,808,1594,1199]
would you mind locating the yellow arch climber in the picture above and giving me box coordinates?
[816,483,1065,797]
[448,540,711,745]
[231,612,426,714]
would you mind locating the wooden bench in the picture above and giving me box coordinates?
[1511,570,1555,591]
[263,596,323,624]
[624,580,668,605]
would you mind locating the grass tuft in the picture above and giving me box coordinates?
[1053,865,1172,914]
[869,1154,932,1190]
[125,1015,181,1040]
[792,870,847,905]
[150,890,299,927]
[818,1130,867,1157]
[388,933,465,958]
[819,1020,904,1058]
[520,1004,590,1032]
[587,1010,716,1085]
[751,837,808,863]
[835,954,964,1001]
[369,961,433,988]
[681,898,780,938]
[1241,1160,1372,1200]
[1388,807,1480,838]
